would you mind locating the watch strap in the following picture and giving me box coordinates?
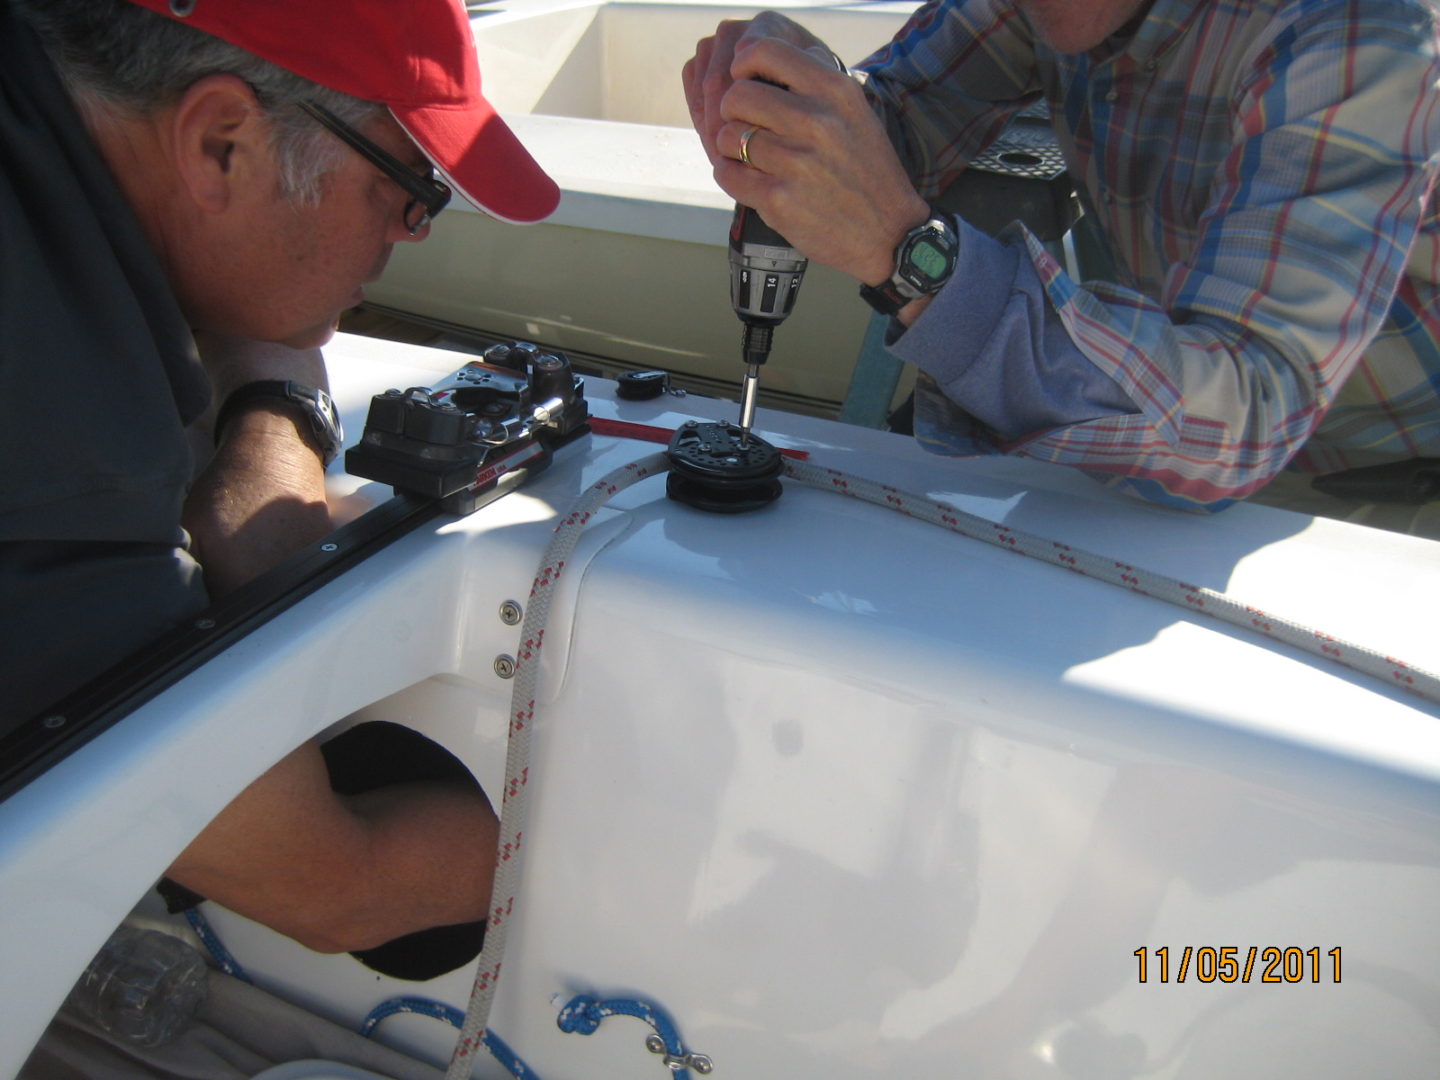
[858,278,913,318]
[214,380,343,467]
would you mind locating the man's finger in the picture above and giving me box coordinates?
[682,33,728,162]
[731,34,843,103]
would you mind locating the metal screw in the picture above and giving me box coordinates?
[42,715,65,730]
[320,542,338,553]
[493,654,516,679]
[645,1035,666,1055]
[498,600,523,625]
[195,618,216,630]
[690,1055,714,1075]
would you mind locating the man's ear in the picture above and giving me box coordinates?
[171,73,270,214]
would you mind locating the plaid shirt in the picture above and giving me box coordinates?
[863,0,1440,509]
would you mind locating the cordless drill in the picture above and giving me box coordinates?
[728,202,808,444]
[664,204,804,513]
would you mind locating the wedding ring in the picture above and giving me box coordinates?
[738,126,760,167]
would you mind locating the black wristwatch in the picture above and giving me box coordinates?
[214,380,344,467]
[859,212,961,317]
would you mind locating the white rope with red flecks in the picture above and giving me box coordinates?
[446,452,671,1080]
[782,458,1440,707]
[448,447,1440,1078]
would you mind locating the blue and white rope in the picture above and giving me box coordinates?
[362,997,538,1078]
[185,907,251,983]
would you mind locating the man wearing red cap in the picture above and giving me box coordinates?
[0,0,557,954]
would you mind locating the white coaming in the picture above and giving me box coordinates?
[460,1,918,244]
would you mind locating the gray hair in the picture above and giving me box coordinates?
[10,0,385,204]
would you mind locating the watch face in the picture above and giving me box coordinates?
[911,239,949,282]
[899,220,957,293]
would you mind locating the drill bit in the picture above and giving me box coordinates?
[737,363,761,447]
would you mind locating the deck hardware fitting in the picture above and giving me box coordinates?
[646,1034,713,1074]
[666,421,783,513]
[320,542,339,553]
[493,654,516,679]
[498,600,523,625]
[42,716,65,729]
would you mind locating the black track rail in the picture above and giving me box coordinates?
[0,494,441,804]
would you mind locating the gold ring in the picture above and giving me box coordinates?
[738,126,760,167]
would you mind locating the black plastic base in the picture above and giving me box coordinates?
[666,420,783,513]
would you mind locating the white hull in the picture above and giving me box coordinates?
[4,332,1439,1078]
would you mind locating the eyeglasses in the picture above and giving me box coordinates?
[298,101,451,234]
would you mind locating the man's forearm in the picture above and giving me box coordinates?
[184,335,333,597]
[183,403,331,596]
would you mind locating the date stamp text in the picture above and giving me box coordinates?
[1134,946,1341,984]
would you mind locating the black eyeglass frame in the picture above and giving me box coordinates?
[298,101,451,234]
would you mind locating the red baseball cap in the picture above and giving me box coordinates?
[125,0,560,224]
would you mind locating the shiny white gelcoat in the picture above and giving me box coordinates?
[2,334,1438,1079]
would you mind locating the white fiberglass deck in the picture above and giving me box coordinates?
[3,333,1438,1078]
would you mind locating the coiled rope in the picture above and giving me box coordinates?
[448,446,1440,1078]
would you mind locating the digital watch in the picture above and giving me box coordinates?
[859,212,961,317]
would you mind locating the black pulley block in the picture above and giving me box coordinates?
[665,420,783,513]
[615,369,670,400]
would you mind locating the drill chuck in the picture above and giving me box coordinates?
[741,321,774,368]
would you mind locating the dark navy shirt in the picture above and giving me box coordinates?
[0,6,211,726]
